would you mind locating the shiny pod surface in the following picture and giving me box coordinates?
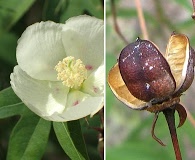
[108,63,149,109]
[118,38,176,102]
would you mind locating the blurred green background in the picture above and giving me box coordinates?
[0,0,103,159]
[106,0,195,160]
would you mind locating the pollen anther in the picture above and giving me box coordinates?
[55,56,87,88]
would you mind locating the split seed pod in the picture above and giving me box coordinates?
[108,33,195,113]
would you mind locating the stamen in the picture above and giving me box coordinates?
[55,56,87,88]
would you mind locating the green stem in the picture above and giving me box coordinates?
[163,109,182,160]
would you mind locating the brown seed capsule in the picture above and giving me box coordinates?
[108,33,195,150]
[108,33,195,111]
[118,38,176,102]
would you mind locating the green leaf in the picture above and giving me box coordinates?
[60,0,103,22]
[0,32,17,65]
[80,116,102,160]
[0,87,24,118]
[53,120,89,160]
[0,0,36,36]
[82,0,103,19]
[0,103,25,119]
[7,112,51,160]
[42,0,66,22]
[0,87,21,107]
[60,1,84,22]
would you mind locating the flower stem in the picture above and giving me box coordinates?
[135,0,149,40]
[191,0,195,19]
[110,0,129,44]
[163,108,182,160]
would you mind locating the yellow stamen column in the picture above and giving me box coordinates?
[55,56,87,88]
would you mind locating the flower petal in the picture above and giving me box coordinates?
[108,63,149,110]
[17,21,66,81]
[10,66,69,118]
[62,15,104,75]
[82,63,104,96]
[44,90,103,121]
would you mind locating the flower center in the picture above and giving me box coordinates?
[55,56,87,88]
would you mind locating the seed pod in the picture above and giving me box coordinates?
[118,38,176,102]
[165,34,195,95]
[108,63,148,109]
[108,33,194,111]
[108,33,194,149]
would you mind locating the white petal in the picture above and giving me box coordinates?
[62,15,104,75]
[43,90,103,121]
[82,63,104,96]
[17,21,66,81]
[10,66,69,118]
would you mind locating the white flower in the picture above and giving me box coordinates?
[10,15,104,122]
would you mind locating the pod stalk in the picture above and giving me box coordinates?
[163,108,182,160]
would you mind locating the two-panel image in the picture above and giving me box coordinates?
[0,0,195,159]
